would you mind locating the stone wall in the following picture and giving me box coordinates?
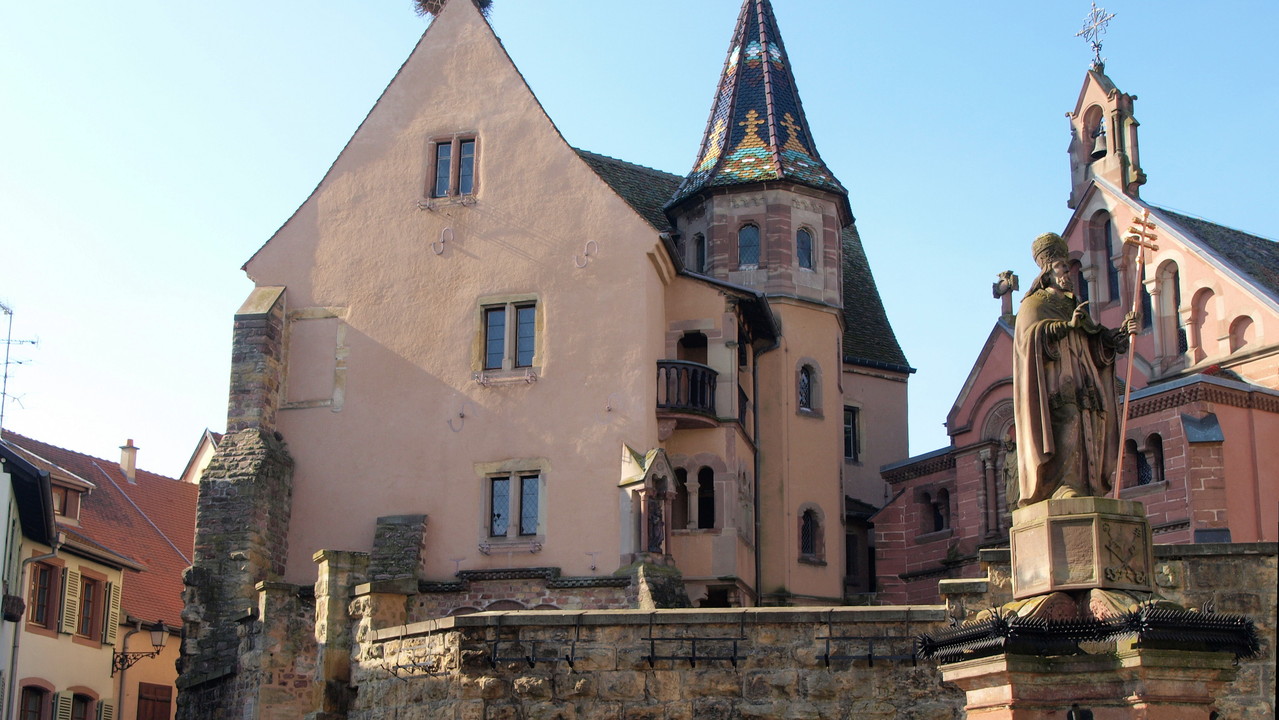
[348,607,959,720]
[178,428,295,719]
[940,542,1277,718]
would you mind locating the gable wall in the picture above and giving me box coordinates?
[239,2,669,584]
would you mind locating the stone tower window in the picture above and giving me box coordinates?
[738,224,760,268]
[796,227,814,270]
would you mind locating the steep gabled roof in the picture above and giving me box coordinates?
[841,225,911,372]
[0,432,196,628]
[669,0,845,209]
[575,149,681,231]
[1151,206,1279,302]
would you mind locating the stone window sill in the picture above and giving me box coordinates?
[914,527,953,545]
[1120,480,1167,499]
[798,555,826,566]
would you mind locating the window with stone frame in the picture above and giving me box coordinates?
[738,224,760,268]
[796,362,821,415]
[799,506,825,562]
[430,135,477,198]
[489,472,542,538]
[481,299,538,372]
[796,227,814,270]
[693,233,707,273]
[843,406,860,462]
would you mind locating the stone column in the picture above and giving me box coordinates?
[980,448,998,539]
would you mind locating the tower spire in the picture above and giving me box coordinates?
[669,0,845,210]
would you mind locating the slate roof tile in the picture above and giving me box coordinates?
[1151,206,1279,302]
[575,149,680,231]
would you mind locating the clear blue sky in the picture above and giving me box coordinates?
[2,1,1276,477]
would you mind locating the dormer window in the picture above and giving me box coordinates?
[50,485,80,521]
[431,136,477,198]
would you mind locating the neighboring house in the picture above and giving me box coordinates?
[1,443,57,720]
[177,431,220,486]
[2,433,196,720]
[873,61,1279,604]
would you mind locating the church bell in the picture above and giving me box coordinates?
[1089,130,1107,160]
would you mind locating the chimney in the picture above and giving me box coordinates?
[120,439,138,483]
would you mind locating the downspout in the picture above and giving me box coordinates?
[752,337,780,606]
[6,540,60,720]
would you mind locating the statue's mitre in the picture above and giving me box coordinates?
[1032,232,1070,268]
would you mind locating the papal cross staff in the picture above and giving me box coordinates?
[1113,209,1159,497]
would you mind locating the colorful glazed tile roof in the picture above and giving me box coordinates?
[670,0,846,208]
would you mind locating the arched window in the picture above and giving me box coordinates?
[1140,282,1153,331]
[1071,259,1089,305]
[798,366,813,410]
[738,224,760,268]
[1229,316,1254,352]
[1123,438,1142,489]
[934,489,951,531]
[694,233,707,273]
[1190,288,1216,362]
[1088,211,1118,301]
[1156,261,1186,364]
[799,507,823,559]
[697,466,716,529]
[796,227,814,270]
[1145,434,1165,485]
[672,468,689,530]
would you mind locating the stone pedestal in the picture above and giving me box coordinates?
[1009,497,1153,600]
[940,641,1238,719]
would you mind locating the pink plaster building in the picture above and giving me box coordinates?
[179,5,910,694]
[874,62,1279,604]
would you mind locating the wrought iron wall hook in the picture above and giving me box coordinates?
[573,239,600,268]
[447,400,471,432]
[431,227,455,255]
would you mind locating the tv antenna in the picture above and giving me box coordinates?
[0,302,38,431]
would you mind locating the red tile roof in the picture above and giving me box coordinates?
[0,431,196,629]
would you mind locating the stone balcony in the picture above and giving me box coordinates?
[656,360,718,430]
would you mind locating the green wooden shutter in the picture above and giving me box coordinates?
[53,692,73,720]
[60,568,81,634]
[102,581,122,644]
[96,698,116,720]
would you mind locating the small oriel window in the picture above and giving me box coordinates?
[738,225,760,268]
[432,137,477,198]
[796,227,814,269]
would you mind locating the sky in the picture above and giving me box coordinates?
[2,1,1276,479]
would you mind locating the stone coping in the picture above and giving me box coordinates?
[1154,542,1276,557]
[980,543,1274,564]
[369,605,947,643]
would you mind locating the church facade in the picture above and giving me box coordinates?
[873,61,1279,604]
[179,1,910,713]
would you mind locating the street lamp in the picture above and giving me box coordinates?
[111,620,169,676]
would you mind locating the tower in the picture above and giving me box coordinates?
[666,0,906,603]
[1066,63,1146,209]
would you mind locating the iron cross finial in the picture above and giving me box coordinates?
[1076,3,1116,70]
